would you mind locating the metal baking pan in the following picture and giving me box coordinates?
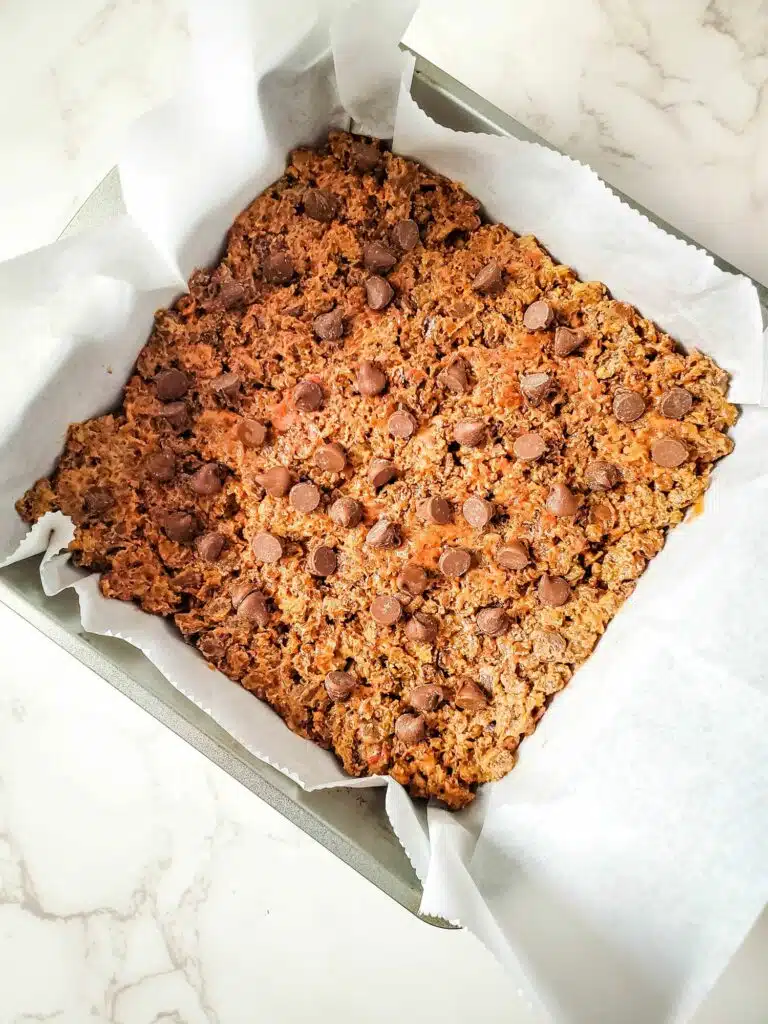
[2,51,766,927]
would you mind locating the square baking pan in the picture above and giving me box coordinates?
[1,51,766,926]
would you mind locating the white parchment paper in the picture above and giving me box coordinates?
[1,3,766,1022]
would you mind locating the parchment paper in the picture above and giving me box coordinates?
[1,2,766,1022]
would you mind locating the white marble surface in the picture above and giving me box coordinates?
[1,1,766,1021]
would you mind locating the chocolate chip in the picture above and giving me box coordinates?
[236,418,267,448]
[162,511,199,543]
[538,574,571,607]
[496,541,530,570]
[371,595,403,625]
[314,442,346,473]
[523,300,554,331]
[357,360,387,396]
[585,460,621,491]
[520,372,553,406]
[237,590,271,627]
[304,188,338,223]
[453,419,486,447]
[439,548,472,578]
[476,607,510,636]
[546,483,579,517]
[190,463,223,496]
[409,684,444,713]
[263,250,295,284]
[455,680,489,710]
[366,519,402,548]
[613,390,646,423]
[368,458,397,489]
[313,307,344,340]
[421,497,452,525]
[231,581,256,609]
[405,611,439,644]
[294,379,324,412]
[394,712,426,744]
[365,276,394,311]
[154,368,189,401]
[290,482,321,513]
[256,466,292,497]
[388,410,417,439]
[196,532,224,562]
[658,387,693,419]
[211,372,240,402]
[363,241,397,274]
[651,437,688,468]
[307,545,337,576]
[397,564,428,597]
[252,531,283,563]
[325,670,357,700]
[329,496,363,528]
[554,327,585,356]
[513,431,546,461]
[146,451,176,482]
[162,402,190,431]
[352,141,381,171]
[438,358,471,394]
[391,219,420,251]
[462,496,493,529]
[84,488,113,515]
[472,259,503,295]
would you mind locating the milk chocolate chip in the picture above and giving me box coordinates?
[439,548,472,578]
[392,219,420,251]
[190,463,223,496]
[453,419,486,448]
[421,496,452,525]
[236,419,267,449]
[313,308,344,340]
[289,482,321,513]
[162,402,190,431]
[370,595,403,625]
[472,259,503,295]
[405,611,439,644]
[357,360,387,396]
[613,390,646,423]
[162,511,199,543]
[395,712,426,744]
[462,496,493,529]
[651,437,688,468]
[146,451,176,482]
[496,541,530,570]
[196,532,224,562]
[388,410,417,439]
[314,442,346,473]
[256,466,293,497]
[658,387,693,419]
[523,300,554,331]
[211,372,240,403]
[476,607,510,636]
[438,358,471,394]
[352,140,381,171]
[304,188,338,222]
[329,496,363,528]
[237,590,271,627]
[294,380,324,412]
[325,670,357,700]
[513,431,546,461]
[263,250,295,284]
[520,372,553,406]
[307,545,337,576]
[366,519,402,548]
[154,368,189,401]
[554,327,585,356]
[546,483,579,517]
[455,680,489,710]
[368,458,397,489]
[538,574,571,607]
[585,460,621,491]
[365,276,394,311]
[397,564,428,597]
[409,684,444,713]
[363,241,397,273]
[252,532,284,563]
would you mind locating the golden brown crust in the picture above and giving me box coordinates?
[17,131,736,808]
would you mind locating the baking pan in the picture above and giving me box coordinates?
[2,52,766,926]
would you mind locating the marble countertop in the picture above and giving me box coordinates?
[1,1,766,1021]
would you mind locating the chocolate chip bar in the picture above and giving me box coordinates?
[17,131,736,808]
